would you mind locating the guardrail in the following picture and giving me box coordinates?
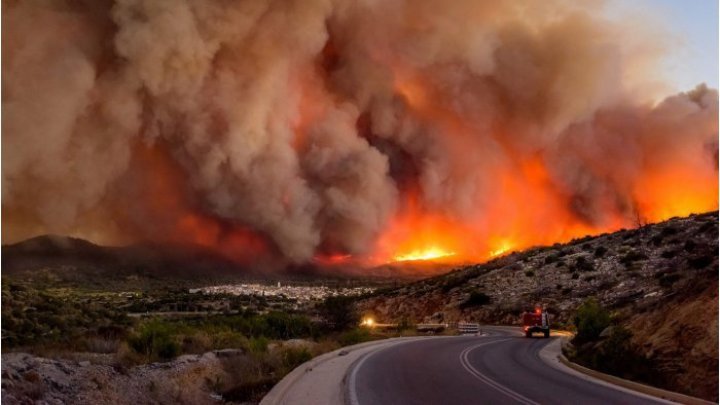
[458,322,480,334]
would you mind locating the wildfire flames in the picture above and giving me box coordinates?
[3,0,718,271]
[394,248,456,263]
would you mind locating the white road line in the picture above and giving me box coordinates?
[459,339,541,405]
[346,336,467,405]
[346,338,435,405]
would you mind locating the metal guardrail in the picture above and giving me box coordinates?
[458,322,480,334]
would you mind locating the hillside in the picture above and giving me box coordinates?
[1,235,261,289]
[358,211,719,400]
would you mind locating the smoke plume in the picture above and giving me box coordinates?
[3,0,717,267]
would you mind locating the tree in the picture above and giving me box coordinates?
[572,298,611,344]
[317,296,359,332]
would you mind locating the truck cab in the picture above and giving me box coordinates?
[522,308,550,338]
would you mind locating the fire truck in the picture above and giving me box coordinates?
[522,308,550,338]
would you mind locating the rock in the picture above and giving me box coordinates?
[599,326,614,338]
[213,348,244,358]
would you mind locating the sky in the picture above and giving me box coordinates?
[607,0,719,93]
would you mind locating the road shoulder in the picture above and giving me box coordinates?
[539,337,713,405]
[260,337,426,405]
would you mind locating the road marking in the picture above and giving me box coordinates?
[459,339,541,405]
[346,336,460,405]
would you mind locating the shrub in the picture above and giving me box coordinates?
[524,270,535,277]
[127,320,179,360]
[574,256,594,272]
[683,240,696,252]
[689,254,713,269]
[264,311,314,340]
[620,250,648,267]
[572,298,611,344]
[460,291,492,309]
[317,296,359,332]
[658,273,681,287]
[281,347,313,370]
[571,326,662,386]
[338,328,372,346]
[593,246,607,258]
[248,336,269,354]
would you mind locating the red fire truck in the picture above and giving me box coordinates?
[522,308,550,338]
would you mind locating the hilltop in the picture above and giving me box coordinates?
[1,235,427,290]
[1,235,263,289]
[358,211,718,400]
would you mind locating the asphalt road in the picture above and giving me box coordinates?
[347,328,667,405]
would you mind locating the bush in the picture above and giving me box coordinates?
[338,328,372,346]
[544,254,558,264]
[683,240,696,252]
[658,273,681,287]
[317,296,359,332]
[620,250,648,267]
[689,254,713,269]
[264,311,314,340]
[281,347,313,370]
[524,270,535,277]
[460,291,491,309]
[248,336,269,354]
[574,256,594,272]
[127,320,179,360]
[572,298,611,345]
[571,326,662,386]
[593,246,607,258]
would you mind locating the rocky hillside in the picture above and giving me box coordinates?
[358,211,718,400]
[1,339,319,404]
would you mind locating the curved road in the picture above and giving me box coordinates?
[347,328,667,405]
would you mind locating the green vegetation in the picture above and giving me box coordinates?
[572,298,611,344]
[567,299,662,388]
[120,311,315,362]
[317,296,359,332]
[338,328,374,346]
[2,283,131,349]
[127,320,180,360]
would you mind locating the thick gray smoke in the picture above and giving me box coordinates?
[3,0,717,264]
